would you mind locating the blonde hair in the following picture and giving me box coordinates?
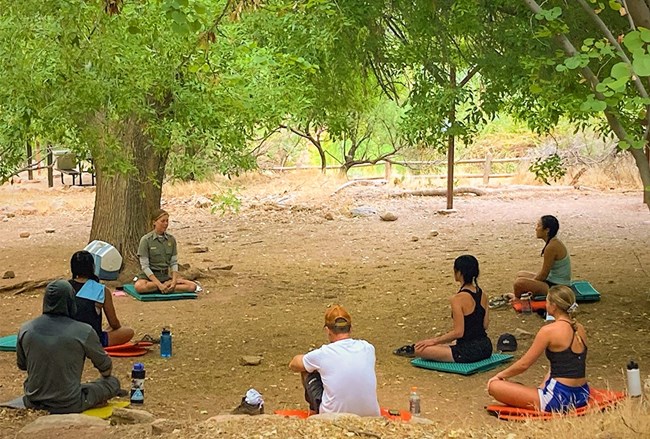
[548,285,578,329]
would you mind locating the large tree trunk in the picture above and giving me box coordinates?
[90,119,168,279]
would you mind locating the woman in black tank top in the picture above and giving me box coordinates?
[408,255,492,363]
[487,286,589,412]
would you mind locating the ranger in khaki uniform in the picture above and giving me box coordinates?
[134,209,199,294]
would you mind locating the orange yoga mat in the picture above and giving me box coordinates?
[486,387,626,421]
[275,407,412,422]
[511,299,547,313]
[105,341,152,357]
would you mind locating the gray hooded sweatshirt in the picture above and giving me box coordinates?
[17,280,112,412]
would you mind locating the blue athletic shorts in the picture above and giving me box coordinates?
[538,378,590,412]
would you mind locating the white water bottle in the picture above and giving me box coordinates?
[409,386,421,416]
[627,360,642,397]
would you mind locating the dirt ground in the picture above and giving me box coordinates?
[0,173,649,436]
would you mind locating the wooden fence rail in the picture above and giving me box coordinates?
[261,154,528,184]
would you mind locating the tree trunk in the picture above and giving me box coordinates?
[90,119,168,278]
[315,143,327,174]
[629,146,650,209]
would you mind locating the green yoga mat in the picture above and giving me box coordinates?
[570,280,601,302]
[411,353,513,375]
[0,335,17,352]
[122,284,197,302]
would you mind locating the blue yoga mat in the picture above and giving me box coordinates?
[570,280,601,302]
[122,284,197,302]
[411,353,513,375]
[0,335,17,352]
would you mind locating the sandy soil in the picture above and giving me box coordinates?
[0,174,649,436]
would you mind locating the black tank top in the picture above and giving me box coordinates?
[457,287,487,342]
[545,320,587,379]
[69,279,103,340]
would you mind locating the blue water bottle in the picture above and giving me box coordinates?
[130,363,145,404]
[160,328,172,358]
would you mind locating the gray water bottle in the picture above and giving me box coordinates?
[409,386,421,416]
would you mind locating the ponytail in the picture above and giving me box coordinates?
[540,215,560,256]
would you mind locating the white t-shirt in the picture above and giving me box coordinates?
[302,338,380,416]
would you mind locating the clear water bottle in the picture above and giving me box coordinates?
[130,362,145,404]
[160,328,172,358]
[409,386,421,416]
[627,360,642,397]
[521,292,532,314]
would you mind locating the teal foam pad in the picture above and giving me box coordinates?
[122,284,197,302]
[0,335,17,352]
[411,353,513,375]
[570,280,601,302]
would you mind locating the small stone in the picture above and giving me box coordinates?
[323,293,337,299]
[324,212,334,221]
[151,419,179,435]
[513,328,533,339]
[17,414,109,439]
[45,228,55,234]
[2,271,15,279]
[111,407,156,425]
[190,246,209,253]
[5,212,15,218]
[239,355,263,366]
[428,230,439,238]
[195,196,212,208]
[380,212,398,221]
[436,208,458,215]
[209,265,233,271]
[411,236,419,242]
[19,232,30,238]
[410,416,434,425]
[350,206,377,217]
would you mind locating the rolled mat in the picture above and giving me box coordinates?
[122,283,197,302]
[0,335,17,352]
[411,353,513,375]
[486,387,625,421]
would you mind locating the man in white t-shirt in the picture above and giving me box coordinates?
[289,305,380,416]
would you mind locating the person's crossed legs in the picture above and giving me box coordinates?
[301,371,323,414]
[80,376,121,412]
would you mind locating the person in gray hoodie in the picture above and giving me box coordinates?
[17,280,121,413]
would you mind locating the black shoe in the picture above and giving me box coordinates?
[231,397,264,415]
[116,388,129,398]
[393,344,415,358]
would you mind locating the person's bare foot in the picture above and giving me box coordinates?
[503,293,516,302]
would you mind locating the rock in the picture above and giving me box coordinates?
[209,265,233,271]
[5,212,15,218]
[207,414,275,423]
[307,413,360,421]
[513,328,533,339]
[19,232,30,238]
[45,228,56,234]
[3,270,15,279]
[436,208,458,215]
[239,355,263,366]
[410,416,435,425]
[111,407,156,425]
[323,293,337,299]
[195,196,212,208]
[190,246,209,253]
[324,212,334,221]
[411,236,419,242]
[17,414,110,439]
[380,212,398,221]
[428,230,439,238]
[151,419,181,435]
[350,206,377,217]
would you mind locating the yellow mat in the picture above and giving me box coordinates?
[83,400,130,419]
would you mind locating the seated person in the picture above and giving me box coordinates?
[409,255,492,363]
[134,209,199,293]
[17,280,122,413]
[487,286,589,412]
[289,305,380,417]
[511,215,571,299]
[69,250,134,347]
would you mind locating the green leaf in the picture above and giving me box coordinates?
[610,62,630,79]
[565,57,581,69]
[632,53,650,76]
[619,140,630,150]
[640,28,650,43]
[608,0,621,11]
[623,31,643,52]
